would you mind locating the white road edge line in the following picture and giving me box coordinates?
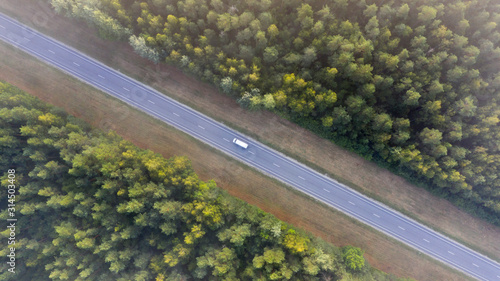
[223,138,230,142]
[373,213,380,218]
[323,188,330,193]
[448,251,455,255]
[98,74,105,79]
[348,201,355,205]
[123,87,130,91]
[72,62,80,66]
[198,125,205,130]
[147,100,155,104]
[423,239,430,243]
[398,226,406,231]
[298,176,305,180]
[173,113,180,116]
[273,163,280,167]
[248,151,255,154]
[48,49,55,54]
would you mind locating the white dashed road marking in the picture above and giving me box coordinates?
[323,188,330,193]
[148,100,155,104]
[248,151,255,154]
[173,113,180,116]
[298,176,305,180]
[373,214,380,218]
[348,201,355,205]
[98,74,105,79]
[48,49,55,54]
[423,239,430,243]
[398,226,406,231]
[73,62,80,66]
[223,138,230,142]
[23,37,30,41]
[0,25,5,29]
[273,163,280,167]
[448,251,455,255]
[472,263,479,268]
[123,87,130,91]
[198,125,205,130]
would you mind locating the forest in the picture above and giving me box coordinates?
[0,83,413,280]
[48,0,500,224]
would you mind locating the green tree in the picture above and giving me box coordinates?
[218,224,252,247]
[263,46,279,64]
[418,6,438,24]
[363,4,378,18]
[129,35,159,63]
[195,247,238,278]
[419,127,443,146]
[302,47,317,67]
[261,94,276,109]
[403,88,421,107]
[342,246,365,271]
[220,77,233,94]
[397,4,410,20]
[365,16,380,40]
[267,24,279,38]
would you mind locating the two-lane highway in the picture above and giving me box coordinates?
[1,12,499,280]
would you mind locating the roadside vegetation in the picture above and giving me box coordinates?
[0,82,415,280]
[49,0,500,226]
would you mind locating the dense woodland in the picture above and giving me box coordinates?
[49,0,500,224]
[0,83,413,280]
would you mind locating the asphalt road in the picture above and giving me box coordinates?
[1,12,499,281]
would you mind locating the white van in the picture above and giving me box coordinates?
[233,138,248,149]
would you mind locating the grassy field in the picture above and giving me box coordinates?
[0,1,497,280]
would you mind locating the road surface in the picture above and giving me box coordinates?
[1,12,499,281]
